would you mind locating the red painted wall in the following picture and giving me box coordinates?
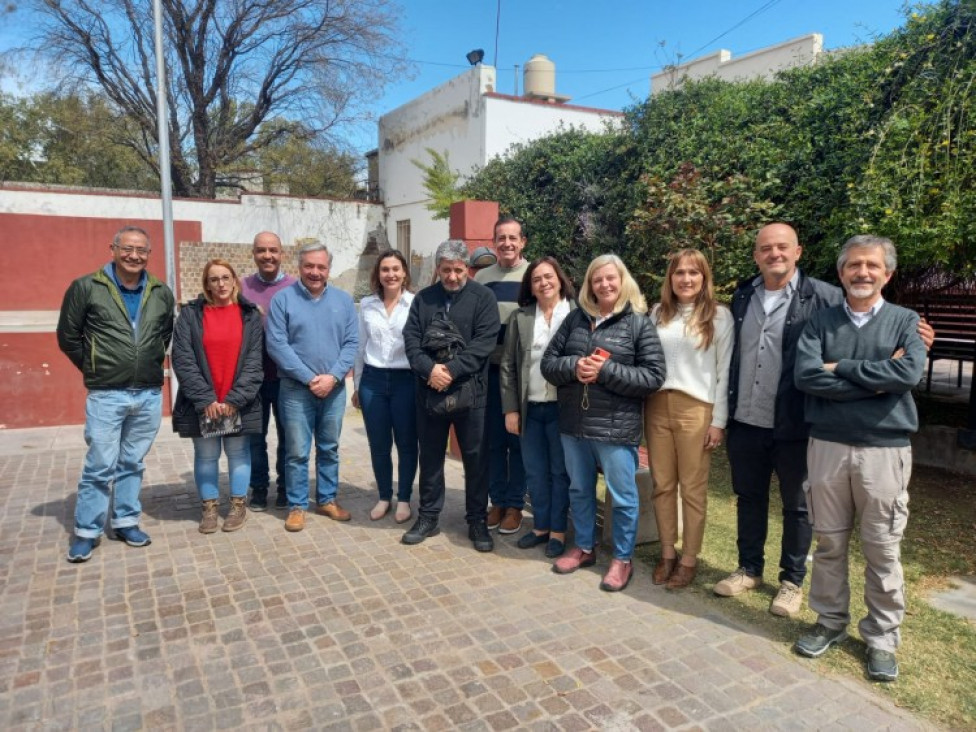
[0,213,200,309]
[449,200,499,254]
[0,213,200,427]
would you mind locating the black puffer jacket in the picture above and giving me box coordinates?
[542,305,666,445]
[171,295,264,438]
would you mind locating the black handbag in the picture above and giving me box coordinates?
[424,378,475,416]
[421,311,474,415]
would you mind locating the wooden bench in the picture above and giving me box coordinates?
[916,294,976,391]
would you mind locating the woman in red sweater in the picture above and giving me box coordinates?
[172,259,264,533]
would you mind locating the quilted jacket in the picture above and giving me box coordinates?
[542,305,666,445]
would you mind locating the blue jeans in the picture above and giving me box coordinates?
[487,366,525,508]
[560,435,640,560]
[74,388,162,539]
[249,379,286,494]
[192,434,251,501]
[521,402,570,533]
[359,365,417,501]
[279,377,346,509]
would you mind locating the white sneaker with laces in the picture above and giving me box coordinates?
[770,580,803,617]
[714,567,762,597]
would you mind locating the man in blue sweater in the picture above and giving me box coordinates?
[267,243,358,532]
[792,235,926,682]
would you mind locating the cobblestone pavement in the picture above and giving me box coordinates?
[0,405,931,730]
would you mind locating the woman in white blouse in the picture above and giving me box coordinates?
[500,257,576,558]
[644,249,733,589]
[352,250,417,523]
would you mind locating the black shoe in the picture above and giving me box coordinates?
[249,488,268,512]
[469,521,494,552]
[516,531,549,549]
[274,492,288,510]
[866,648,898,682]
[402,516,440,545]
[545,538,566,558]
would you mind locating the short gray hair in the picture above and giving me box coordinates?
[434,239,470,266]
[113,226,150,248]
[837,235,897,273]
[296,241,333,267]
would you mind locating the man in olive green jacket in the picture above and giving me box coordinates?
[57,226,175,563]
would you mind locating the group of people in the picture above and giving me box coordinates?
[57,219,932,683]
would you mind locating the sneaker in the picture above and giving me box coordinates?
[199,499,220,534]
[66,536,98,563]
[486,505,504,531]
[552,547,596,575]
[600,559,634,592]
[793,623,848,658]
[516,531,549,549]
[223,496,248,532]
[866,648,899,682]
[770,581,803,617]
[545,538,566,558]
[248,488,268,512]
[274,492,288,510]
[112,526,151,547]
[714,568,761,597]
[316,501,351,521]
[402,516,440,545]
[285,508,305,532]
[498,508,523,535]
[469,521,494,552]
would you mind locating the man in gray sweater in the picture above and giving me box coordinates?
[792,234,926,683]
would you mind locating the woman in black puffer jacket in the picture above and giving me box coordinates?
[172,259,264,535]
[542,254,666,592]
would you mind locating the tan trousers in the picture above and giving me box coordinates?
[645,390,713,557]
[804,438,911,652]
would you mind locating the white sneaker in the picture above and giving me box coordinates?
[770,581,803,617]
[714,568,762,597]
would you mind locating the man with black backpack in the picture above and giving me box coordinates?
[401,240,501,552]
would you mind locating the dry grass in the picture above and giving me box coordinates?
[633,447,976,729]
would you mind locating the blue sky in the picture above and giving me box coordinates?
[1,0,914,153]
[357,0,911,150]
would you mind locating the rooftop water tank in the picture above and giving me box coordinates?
[523,54,570,103]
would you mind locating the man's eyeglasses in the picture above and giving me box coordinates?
[114,245,151,257]
[207,275,234,285]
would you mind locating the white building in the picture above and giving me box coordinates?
[374,56,623,260]
[651,34,824,95]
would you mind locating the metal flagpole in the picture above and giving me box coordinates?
[152,0,178,407]
[152,0,175,293]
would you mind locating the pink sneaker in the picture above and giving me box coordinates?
[600,559,634,592]
[552,547,596,575]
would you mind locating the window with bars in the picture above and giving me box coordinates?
[395,219,411,261]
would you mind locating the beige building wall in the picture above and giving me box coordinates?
[651,34,824,94]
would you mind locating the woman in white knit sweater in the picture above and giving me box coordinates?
[644,249,733,589]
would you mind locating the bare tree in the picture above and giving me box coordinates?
[27,0,405,197]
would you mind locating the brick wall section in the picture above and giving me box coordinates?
[178,242,300,303]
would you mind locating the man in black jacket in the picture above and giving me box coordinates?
[715,223,932,618]
[57,226,175,563]
[401,240,501,552]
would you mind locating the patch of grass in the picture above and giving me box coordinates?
[633,447,976,729]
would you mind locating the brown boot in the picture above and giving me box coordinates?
[652,557,677,585]
[223,496,248,532]
[199,499,219,534]
[666,563,698,590]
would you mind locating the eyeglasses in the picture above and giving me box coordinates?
[207,275,234,285]
[114,245,151,257]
